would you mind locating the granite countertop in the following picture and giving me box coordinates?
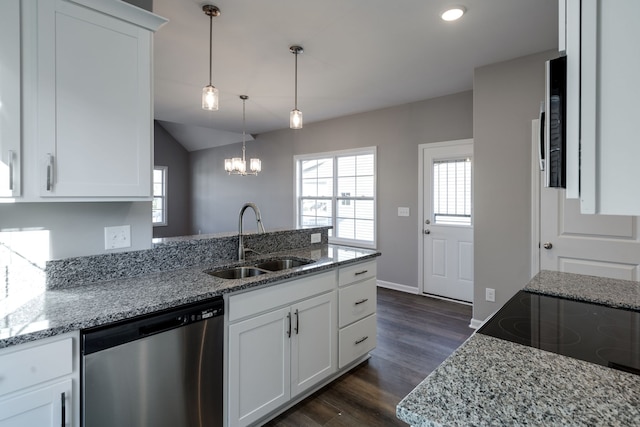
[525,269,640,311]
[397,270,640,426]
[0,244,379,348]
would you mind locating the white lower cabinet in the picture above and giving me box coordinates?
[338,261,378,368]
[0,332,79,427]
[227,261,378,427]
[227,272,337,427]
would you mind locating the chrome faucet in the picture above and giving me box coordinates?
[238,203,266,261]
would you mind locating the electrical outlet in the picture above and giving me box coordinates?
[398,207,410,217]
[105,225,131,250]
[311,233,321,244]
[485,288,496,302]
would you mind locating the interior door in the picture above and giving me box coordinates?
[422,141,474,302]
[539,158,640,280]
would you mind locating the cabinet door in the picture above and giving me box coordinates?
[35,0,152,198]
[0,0,21,198]
[228,307,291,427]
[0,379,72,427]
[580,0,640,214]
[290,291,337,397]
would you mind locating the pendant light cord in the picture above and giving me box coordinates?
[208,13,213,85]
[294,51,298,110]
[242,97,246,161]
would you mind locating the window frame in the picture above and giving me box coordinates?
[152,166,168,227]
[294,147,377,249]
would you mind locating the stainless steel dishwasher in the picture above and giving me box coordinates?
[82,297,224,427]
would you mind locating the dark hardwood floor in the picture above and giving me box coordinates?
[264,287,474,426]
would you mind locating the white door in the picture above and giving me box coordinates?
[0,379,71,427]
[421,140,474,302]
[539,180,640,280]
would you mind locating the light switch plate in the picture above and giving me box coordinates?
[105,225,131,250]
[311,233,321,244]
[398,207,410,217]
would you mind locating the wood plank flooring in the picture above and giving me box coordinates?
[264,287,474,426]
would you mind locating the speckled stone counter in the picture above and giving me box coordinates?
[397,334,640,427]
[0,242,379,348]
[525,270,640,311]
[397,271,640,426]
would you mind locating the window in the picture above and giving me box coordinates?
[153,166,167,226]
[433,158,471,225]
[295,147,376,248]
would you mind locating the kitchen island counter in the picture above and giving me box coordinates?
[0,242,379,348]
[397,270,640,426]
[397,333,640,426]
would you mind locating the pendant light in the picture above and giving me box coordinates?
[202,5,220,111]
[289,45,303,129]
[225,95,261,175]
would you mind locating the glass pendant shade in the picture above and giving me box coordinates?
[290,109,303,129]
[202,85,219,111]
[250,158,261,173]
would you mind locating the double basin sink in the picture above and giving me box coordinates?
[205,257,315,279]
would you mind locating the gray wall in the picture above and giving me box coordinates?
[0,202,152,260]
[153,121,191,238]
[473,50,556,322]
[190,91,473,287]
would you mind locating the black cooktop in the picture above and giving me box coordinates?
[477,290,640,376]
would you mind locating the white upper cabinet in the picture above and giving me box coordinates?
[21,0,166,201]
[0,1,21,198]
[563,0,640,214]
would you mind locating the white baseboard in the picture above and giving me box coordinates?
[376,280,419,294]
[469,318,484,329]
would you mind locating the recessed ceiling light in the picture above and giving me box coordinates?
[441,6,466,21]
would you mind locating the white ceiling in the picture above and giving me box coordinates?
[152,0,558,151]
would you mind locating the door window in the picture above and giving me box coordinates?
[433,158,472,226]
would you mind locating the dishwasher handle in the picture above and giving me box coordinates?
[139,316,187,337]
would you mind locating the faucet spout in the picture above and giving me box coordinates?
[238,203,266,261]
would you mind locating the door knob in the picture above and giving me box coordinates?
[542,242,553,249]
[424,229,431,235]
[425,219,431,224]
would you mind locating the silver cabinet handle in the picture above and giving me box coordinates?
[287,312,291,338]
[354,298,368,306]
[354,270,368,276]
[294,309,299,335]
[60,392,66,427]
[8,150,14,191]
[46,154,54,192]
[355,336,369,345]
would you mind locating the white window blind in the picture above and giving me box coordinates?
[433,158,471,225]
[296,148,376,248]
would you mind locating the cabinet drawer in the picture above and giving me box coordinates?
[338,260,376,287]
[228,271,336,322]
[338,314,376,368]
[0,338,73,396]
[338,278,377,328]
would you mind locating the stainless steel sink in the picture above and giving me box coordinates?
[205,266,268,279]
[205,257,315,280]
[253,258,314,271]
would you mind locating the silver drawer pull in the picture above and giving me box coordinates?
[354,270,368,276]
[355,336,369,345]
[8,150,14,191]
[354,298,368,306]
[46,153,54,191]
